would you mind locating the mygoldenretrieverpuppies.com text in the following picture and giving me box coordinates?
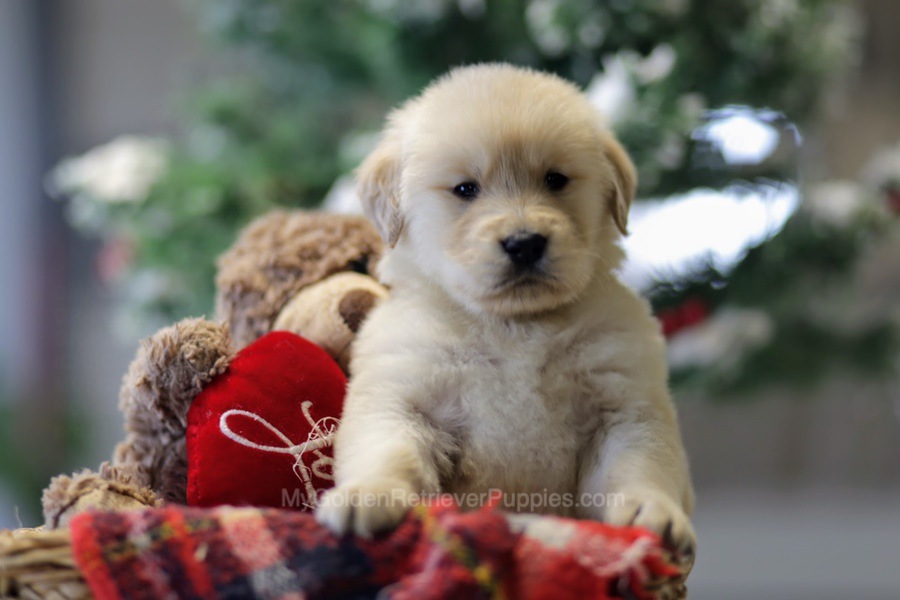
[283,488,625,512]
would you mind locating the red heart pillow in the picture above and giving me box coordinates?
[186,331,345,510]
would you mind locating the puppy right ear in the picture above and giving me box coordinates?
[601,133,637,237]
[356,132,404,247]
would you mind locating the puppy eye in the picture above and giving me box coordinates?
[545,172,569,192]
[452,181,480,200]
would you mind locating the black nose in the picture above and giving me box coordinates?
[501,232,548,266]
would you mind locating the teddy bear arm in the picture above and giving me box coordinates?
[113,318,235,503]
[41,462,161,529]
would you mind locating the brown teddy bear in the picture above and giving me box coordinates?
[41,210,387,528]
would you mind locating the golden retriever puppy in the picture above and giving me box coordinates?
[316,63,695,557]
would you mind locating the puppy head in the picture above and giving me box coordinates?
[357,63,636,317]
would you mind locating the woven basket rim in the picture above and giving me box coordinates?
[0,526,90,599]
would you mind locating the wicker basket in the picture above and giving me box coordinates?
[0,528,90,599]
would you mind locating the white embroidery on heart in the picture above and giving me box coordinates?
[218,401,339,509]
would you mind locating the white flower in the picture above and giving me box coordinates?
[667,308,773,370]
[694,111,781,166]
[323,176,364,215]
[633,44,676,84]
[862,141,900,192]
[587,45,677,125]
[526,0,570,56]
[803,180,868,227]
[586,55,636,125]
[48,136,168,204]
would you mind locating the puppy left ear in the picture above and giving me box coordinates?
[356,129,404,247]
[602,134,637,236]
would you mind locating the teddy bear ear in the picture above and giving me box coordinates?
[356,128,404,247]
[338,288,379,333]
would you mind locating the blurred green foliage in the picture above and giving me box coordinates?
[52,0,897,394]
[59,0,855,322]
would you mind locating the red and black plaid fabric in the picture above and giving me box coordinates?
[70,501,685,599]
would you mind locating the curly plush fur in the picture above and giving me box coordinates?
[216,211,384,349]
[112,318,234,504]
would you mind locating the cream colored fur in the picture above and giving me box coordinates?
[316,64,695,556]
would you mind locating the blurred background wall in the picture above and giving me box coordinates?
[0,1,897,598]
[51,0,207,469]
[1,1,208,510]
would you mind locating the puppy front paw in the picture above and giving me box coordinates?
[315,478,416,538]
[605,488,696,565]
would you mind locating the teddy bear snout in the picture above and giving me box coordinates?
[339,289,379,332]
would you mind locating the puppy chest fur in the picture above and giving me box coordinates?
[443,341,606,510]
[386,302,622,514]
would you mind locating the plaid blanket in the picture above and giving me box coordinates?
[70,501,686,599]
